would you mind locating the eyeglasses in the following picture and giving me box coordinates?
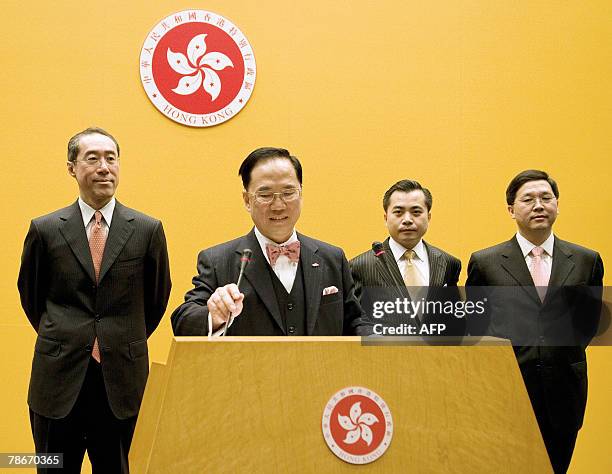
[516,195,556,207]
[248,188,301,204]
[77,156,120,167]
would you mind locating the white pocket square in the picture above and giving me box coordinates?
[322,286,339,296]
[443,283,448,287]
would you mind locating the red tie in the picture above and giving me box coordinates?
[89,211,106,362]
[265,241,301,266]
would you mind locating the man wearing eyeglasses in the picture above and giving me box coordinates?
[466,170,603,473]
[171,147,370,337]
[18,127,171,473]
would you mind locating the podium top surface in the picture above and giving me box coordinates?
[173,335,509,345]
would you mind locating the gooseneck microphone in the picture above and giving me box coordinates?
[372,241,386,257]
[236,248,252,289]
[372,241,405,289]
[221,248,253,337]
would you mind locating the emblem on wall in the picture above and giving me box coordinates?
[140,10,256,127]
[322,386,393,464]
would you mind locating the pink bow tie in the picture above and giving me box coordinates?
[266,241,301,266]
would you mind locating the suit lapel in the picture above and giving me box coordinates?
[299,234,322,335]
[425,242,446,300]
[500,237,541,305]
[426,242,446,286]
[382,238,410,299]
[544,238,575,304]
[98,202,135,283]
[241,230,284,333]
[58,201,96,283]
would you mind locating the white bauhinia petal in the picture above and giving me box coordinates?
[202,68,221,101]
[343,428,361,445]
[167,49,196,75]
[199,52,234,70]
[360,425,374,446]
[357,412,379,426]
[337,415,357,431]
[187,34,207,68]
[349,402,362,424]
[171,71,203,96]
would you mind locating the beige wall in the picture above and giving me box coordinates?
[1,1,610,472]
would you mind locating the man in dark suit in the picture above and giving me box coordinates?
[18,127,171,473]
[466,170,603,473]
[350,180,463,336]
[171,147,369,337]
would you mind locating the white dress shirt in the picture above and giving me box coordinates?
[388,237,430,285]
[516,232,554,284]
[254,227,299,293]
[210,227,300,337]
[78,197,115,237]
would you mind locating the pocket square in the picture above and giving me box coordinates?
[322,286,338,296]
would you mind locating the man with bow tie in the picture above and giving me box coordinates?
[466,170,604,473]
[171,147,370,337]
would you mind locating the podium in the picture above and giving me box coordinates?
[130,337,552,473]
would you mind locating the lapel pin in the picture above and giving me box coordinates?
[312,262,320,267]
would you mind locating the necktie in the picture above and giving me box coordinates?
[529,246,549,302]
[266,241,301,266]
[89,211,107,363]
[403,250,426,304]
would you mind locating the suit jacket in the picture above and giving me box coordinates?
[18,201,171,420]
[350,238,464,334]
[466,236,603,431]
[171,229,371,336]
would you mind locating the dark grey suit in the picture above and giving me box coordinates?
[18,200,171,471]
[466,236,603,473]
[171,229,370,336]
[350,238,464,334]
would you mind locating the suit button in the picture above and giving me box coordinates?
[85,345,92,352]
[95,314,101,322]
[287,303,294,310]
[92,285,97,290]
[288,326,296,334]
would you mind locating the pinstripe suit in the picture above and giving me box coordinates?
[349,238,464,334]
[466,236,603,473]
[18,200,171,471]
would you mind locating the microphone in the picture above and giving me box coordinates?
[221,248,252,337]
[372,241,386,257]
[371,241,405,290]
[236,248,252,289]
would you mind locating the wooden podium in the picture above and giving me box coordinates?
[129,337,552,473]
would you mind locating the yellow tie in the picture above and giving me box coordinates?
[403,250,425,302]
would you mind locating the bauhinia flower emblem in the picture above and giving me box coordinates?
[338,402,379,446]
[167,34,233,100]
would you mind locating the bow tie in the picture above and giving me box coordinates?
[265,241,301,266]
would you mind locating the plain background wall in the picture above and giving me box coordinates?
[1,1,610,472]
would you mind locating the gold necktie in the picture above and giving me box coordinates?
[403,250,425,302]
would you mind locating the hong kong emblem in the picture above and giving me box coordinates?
[322,386,393,464]
[139,10,256,127]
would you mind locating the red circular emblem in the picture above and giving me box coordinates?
[322,387,393,464]
[140,10,256,127]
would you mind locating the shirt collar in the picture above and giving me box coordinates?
[78,197,115,228]
[388,237,426,263]
[254,227,298,265]
[515,232,554,258]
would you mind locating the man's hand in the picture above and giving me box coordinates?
[208,284,245,331]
